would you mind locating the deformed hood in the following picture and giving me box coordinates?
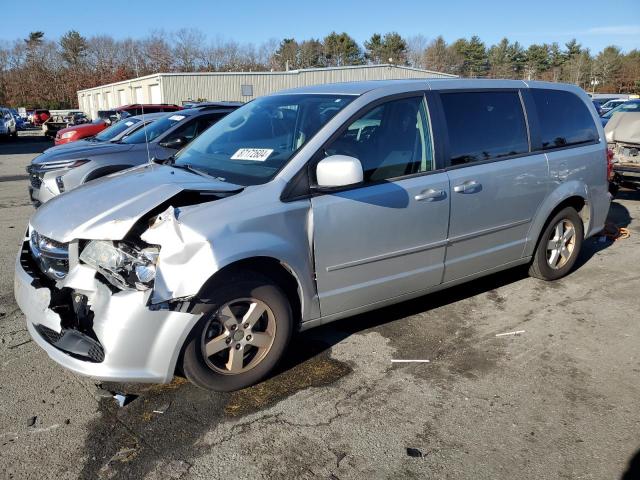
[30,163,242,242]
[604,112,640,144]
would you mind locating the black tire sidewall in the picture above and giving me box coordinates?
[533,207,584,280]
[181,278,293,392]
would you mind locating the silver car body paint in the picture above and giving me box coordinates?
[15,79,611,383]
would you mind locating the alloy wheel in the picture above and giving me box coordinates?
[546,219,576,269]
[200,297,276,375]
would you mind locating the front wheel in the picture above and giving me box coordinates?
[181,274,293,391]
[529,207,583,281]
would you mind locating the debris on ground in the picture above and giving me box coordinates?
[113,393,138,408]
[406,447,424,457]
[495,330,525,337]
[27,416,37,427]
[391,359,430,363]
[95,384,138,407]
[94,385,114,398]
[153,402,171,414]
[599,223,631,243]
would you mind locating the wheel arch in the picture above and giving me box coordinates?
[524,181,590,258]
[192,256,305,327]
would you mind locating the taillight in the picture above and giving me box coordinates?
[606,148,614,181]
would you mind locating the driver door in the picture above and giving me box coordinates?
[311,95,450,317]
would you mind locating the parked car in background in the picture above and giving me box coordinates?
[98,104,183,125]
[45,113,164,153]
[44,112,92,139]
[54,120,108,145]
[27,103,240,205]
[32,109,51,126]
[600,99,627,114]
[67,111,90,125]
[0,107,18,139]
[10,109,27,130]
[58,104,184,145]
[15,80,611,392]
[600,99,640,127]
[605,111,640,190]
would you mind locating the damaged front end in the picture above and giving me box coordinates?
[15,227,203,383]
[605,112,640,189]
[15,166,244,383]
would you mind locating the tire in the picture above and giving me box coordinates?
[529,206,583,281]
[181,273,293,391]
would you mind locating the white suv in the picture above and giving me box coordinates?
[1,107,18,139]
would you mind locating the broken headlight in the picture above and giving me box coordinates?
[80,240,159,291]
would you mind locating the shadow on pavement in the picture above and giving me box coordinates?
[574,198,632,270]
[0,134,52,155]
[621,448,640,480]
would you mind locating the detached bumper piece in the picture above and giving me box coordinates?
[35,325,105,363]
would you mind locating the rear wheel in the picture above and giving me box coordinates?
[529,207,583,281]
[181,274,293,391]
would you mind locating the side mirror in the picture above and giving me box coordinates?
[159,137,186,149]
[315,155,364,189]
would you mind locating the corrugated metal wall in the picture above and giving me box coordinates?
[77,65,455,117]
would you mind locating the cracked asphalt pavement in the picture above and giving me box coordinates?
[1,133,639,479]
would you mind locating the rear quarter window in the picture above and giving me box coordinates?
[531,89,599,150]
[440,91,529,166]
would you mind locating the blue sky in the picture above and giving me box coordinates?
[2,0,639,52]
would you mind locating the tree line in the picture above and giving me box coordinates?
[0,29,638,109]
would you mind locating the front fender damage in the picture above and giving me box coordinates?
[142,206,219,304]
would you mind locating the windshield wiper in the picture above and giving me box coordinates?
[171,162,218,180]
[171,163,228,183]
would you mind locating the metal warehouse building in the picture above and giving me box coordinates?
[77,64,456,119]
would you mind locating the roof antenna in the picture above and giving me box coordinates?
[130,45,151,164]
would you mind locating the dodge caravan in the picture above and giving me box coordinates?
[14,79,611,391]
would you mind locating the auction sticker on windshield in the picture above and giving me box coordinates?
[168,115,185,121]
[231,148,274,161]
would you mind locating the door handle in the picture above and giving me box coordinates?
[414,188,445,201]
[453,180,481,193]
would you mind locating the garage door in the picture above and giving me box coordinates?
[134,87,143,104]
[149,84,161,104]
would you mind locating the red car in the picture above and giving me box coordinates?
[54,104,182,145]
[55,120,108,145]
[32,109,51,126]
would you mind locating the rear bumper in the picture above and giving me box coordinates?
[14,240,201,383]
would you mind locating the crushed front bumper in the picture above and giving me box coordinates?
[14,239,201,383]
[612,164,640,188]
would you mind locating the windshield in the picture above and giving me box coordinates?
[603,101,640,119]
[121,113,187,144]
[93,118,141,142]
[174,94,354,185]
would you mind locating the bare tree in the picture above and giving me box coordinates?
[406,35,429,68]
[173,28,205,71]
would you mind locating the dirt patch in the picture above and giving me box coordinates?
[79,337,351,479]
[225,352,351,417]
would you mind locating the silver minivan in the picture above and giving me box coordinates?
[15,79,611,391]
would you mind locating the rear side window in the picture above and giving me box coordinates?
[440,91,529,166]
[531,89,598,150]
